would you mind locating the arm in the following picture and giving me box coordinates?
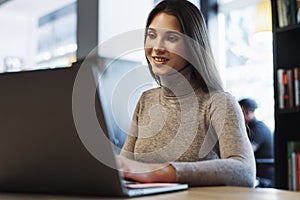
[117,155,176,183]
[250,121,271,153]
[171,93,256,187]
[120,100,140,159]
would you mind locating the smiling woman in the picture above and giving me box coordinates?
[118,0,256,187]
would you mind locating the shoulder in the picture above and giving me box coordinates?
[210,91,236,102]
[139,87,160,100]
[132,87,160,115]
[208,91,239,110]
[252,120,271,134]
[135,87,161,107]
[205,91,243,120]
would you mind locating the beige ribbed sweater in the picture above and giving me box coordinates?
[121,66,256,187]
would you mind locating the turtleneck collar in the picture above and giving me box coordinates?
[159,64,200,98]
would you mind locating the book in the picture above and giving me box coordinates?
[276,0,300,27]
[277,69,285,109]
[281,69,294,108]
[277,67,300,109]
[286,0,292,25]
[297,0,300,23]
[288,142,300,191]
[290,0,298,24]
[287,69,294,108]
[288,156,293,190]
[291,152,297,191]
[294,67,300,107]
[277,0,288,27]
[296,153,300,191]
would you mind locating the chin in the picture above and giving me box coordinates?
[153,69,172,76]
[151,66,173,76]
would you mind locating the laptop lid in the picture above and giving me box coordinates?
[0,60,127,196]
[0,60,187,197]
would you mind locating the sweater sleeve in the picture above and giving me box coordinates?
[120,97,140,159]
[171,93,256,187]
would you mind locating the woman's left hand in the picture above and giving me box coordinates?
[116,155,176,183]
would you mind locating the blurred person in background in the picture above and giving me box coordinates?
[239,98,274,187]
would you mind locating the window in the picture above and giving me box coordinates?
[98,0,153,62]
[216,0,274,131]
[0,0,77,73]
[37,2,77,69]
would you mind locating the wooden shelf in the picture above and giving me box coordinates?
[272,0,300,190]
[276,24,300,33]
[278,107,300,114]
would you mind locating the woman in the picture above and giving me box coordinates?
[118,0,255,187]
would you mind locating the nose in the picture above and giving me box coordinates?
[153,47,166,54]
[153,38,166,54]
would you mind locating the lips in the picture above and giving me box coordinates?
[152,56,169,64]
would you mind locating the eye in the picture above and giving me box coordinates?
[166,34,179,42]
[147,31,156,39]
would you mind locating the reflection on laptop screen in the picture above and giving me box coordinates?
[97,58,155,152]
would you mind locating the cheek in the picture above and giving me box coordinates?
[144,38,154,55]
[145,48,152,58]
[168,43,186,59]
[170,45,186,60]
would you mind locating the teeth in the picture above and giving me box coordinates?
[154,57,167,62]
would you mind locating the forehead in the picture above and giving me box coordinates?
[149,12,183,33]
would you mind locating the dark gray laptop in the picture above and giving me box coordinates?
[0,60,188,197]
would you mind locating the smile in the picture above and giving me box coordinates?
[153,57,169,63]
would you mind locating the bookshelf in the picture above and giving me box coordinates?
[272,0,300,190]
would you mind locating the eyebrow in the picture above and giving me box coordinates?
[147,27,182,36]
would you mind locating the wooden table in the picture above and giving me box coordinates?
[0,186,299,200]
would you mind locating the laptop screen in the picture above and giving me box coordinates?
[0,61,124,196]
[95,58,155,153]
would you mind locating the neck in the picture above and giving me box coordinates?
[159,65,200,97]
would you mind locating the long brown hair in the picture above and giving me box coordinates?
[144,0,224,92]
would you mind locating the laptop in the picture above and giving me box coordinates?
[0,60,188,197]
